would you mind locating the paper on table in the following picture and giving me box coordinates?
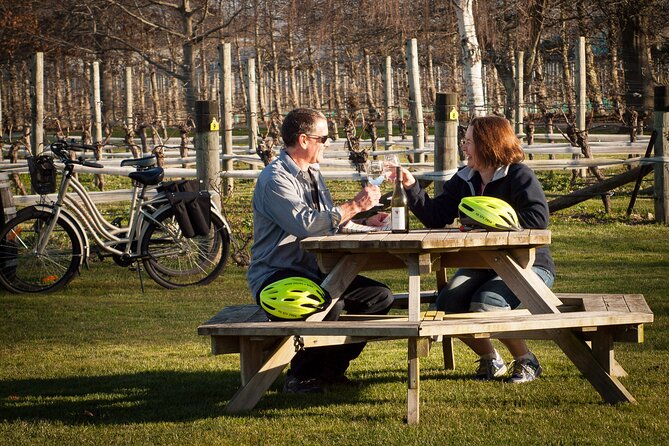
[339,219,392,233]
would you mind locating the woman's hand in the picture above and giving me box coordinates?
[388,165,417,189]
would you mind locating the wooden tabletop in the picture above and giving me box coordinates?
[301,228,551,253]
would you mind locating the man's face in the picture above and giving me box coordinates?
[303,118,330,164]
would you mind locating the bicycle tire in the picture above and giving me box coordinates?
[0,208,82,293]
[140,207,230,289]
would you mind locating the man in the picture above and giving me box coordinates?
[247,108,393,394]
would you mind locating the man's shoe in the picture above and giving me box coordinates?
[506,354,542,384]
[324,374,361,388]
[474,356,508,380]
[282,375,326,394]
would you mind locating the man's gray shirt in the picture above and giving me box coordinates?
[246,150,343,297]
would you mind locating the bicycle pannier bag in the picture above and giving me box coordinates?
[27,155,57,195]
[161,180,211,238]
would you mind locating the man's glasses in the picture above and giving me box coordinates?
[305,134,329,144]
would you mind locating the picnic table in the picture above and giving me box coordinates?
[198,229,653,424]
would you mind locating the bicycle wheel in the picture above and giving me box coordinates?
[140,207,230,289]
[0,208,82,293]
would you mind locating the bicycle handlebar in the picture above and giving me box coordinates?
[49,140,103,169]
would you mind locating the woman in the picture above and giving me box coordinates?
[394,115,556,383]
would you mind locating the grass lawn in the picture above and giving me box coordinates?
[1,173,669,445]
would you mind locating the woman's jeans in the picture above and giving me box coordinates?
[436,267,555,313]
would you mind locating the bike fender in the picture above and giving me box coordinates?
[26,204,90,266]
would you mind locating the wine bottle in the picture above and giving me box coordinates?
[391,166,409,233]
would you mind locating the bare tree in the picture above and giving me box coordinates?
[453,0,485,117]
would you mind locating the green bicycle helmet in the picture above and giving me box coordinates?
[458,196,522,231]
[259,277,331,320]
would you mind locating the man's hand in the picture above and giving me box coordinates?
[365,212,390,227]
[352,185,381,210]
[338,185,381,223]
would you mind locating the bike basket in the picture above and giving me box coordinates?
[27,155,57,195]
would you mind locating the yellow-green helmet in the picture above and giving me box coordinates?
[259,277,330,320]
[458,196,522,231]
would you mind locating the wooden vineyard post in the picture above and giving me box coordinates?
[195,100,221,209]
[653,86,669,224]
[30,52,44,156]
[219,42,234,196]
[406,39,425,163]
[246,58,259,169]
[0,172,17,224]
[384,56,393,149]
[433,92,459,196]
[515,51,524,139]
[575,37,587,178]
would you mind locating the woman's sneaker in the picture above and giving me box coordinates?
[474,355,508,380]
[506,354,542,383]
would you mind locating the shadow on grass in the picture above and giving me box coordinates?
[0,370,245,424]
[0,366,591,425]
[0,369,420,425]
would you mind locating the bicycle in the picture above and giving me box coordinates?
[0,139,231,293]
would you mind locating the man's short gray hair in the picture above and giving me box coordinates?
[281,108,326,147]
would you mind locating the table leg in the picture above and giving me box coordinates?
[481,250,636,404]
[407,337,420,425]
[224,254,367,413]
[406,254,421,424]
[240,337,265,386]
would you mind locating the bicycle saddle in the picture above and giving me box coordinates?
[128,167,164,185]
[120,155,156,168]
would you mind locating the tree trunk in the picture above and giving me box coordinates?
[8,64,22,129]
[585,40,604,115]
[453,0,485,117]
[427,45,436,105]
[490,47,515,121]
[288,29,299,108]
[533,51,549,114]
[54,61,64,123]
[234,36,248,115]
[101,56,115,125]
[253,0,267,123]
[181,0,197,115]
[560,20,574,115]
[267,0,282,115]
[607,17,622,107]
[332,35,343,115]
[306,39,320,109]
[619,14,654,112]
[364,50,376,112]
[345,49,360,116]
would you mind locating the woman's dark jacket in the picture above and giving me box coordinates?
[405,163,556,276]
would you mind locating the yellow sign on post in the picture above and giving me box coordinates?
[449,107,459,121]
[210,117,220,132]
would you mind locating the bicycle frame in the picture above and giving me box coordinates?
[35,162,168,261]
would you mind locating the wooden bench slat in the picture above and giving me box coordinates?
[417,311,653,337]
[199,310,652,339]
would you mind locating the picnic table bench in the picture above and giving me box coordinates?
[197,229,653,424]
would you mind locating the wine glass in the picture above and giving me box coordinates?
[383,154,400,181]
[367,160,385,186]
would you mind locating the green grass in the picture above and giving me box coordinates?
[1,174,669,445]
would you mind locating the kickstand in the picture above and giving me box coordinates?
[135,261,145,293]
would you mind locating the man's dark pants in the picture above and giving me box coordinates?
[257,269,394,381]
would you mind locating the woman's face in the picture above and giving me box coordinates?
[462,126,482,171]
